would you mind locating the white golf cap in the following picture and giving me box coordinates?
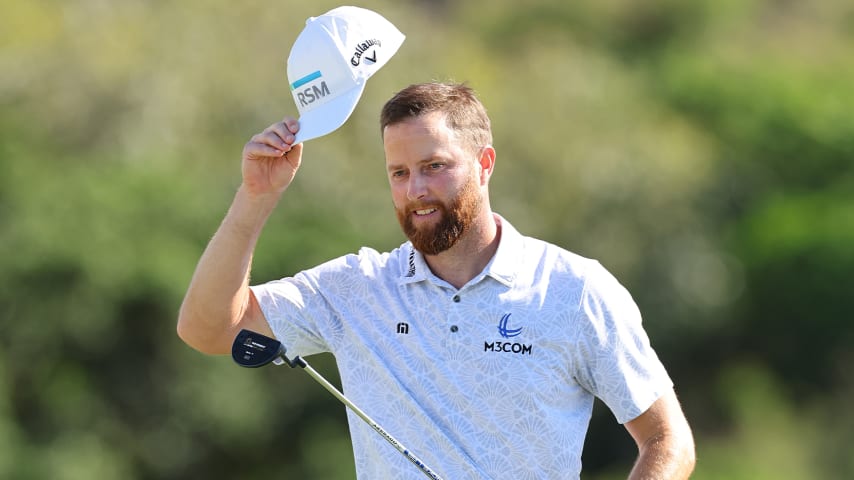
[287,6,405,144]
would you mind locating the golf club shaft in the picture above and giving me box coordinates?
[296,358,444,480]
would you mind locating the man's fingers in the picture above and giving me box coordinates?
[262,119,299,145]
[250,130,292,152]
[243,140,286,160]
[282,117,300,135]
[243,118,302,162]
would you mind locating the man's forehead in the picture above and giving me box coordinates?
[383,113,456,145]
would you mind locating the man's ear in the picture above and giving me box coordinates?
[478,145,496,184]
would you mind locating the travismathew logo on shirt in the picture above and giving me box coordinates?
[485,313,533,355]
[351,39,381,66]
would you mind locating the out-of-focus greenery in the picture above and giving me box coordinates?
[2,0,852,478]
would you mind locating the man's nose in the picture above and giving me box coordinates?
[407,173,427,201]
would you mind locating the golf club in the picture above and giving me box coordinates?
[232,329,444,480]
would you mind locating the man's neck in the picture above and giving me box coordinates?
[422,212,501,290]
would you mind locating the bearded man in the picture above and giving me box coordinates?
[177,82,695,479]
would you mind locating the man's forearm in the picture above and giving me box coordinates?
[628,431,696,480]
[177,185,281,354]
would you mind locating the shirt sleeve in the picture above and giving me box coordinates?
[249,256,353,358]
[570,260,673,424]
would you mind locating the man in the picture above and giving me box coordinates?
[178,82,696,479]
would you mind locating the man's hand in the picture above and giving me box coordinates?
[242,117,304,196]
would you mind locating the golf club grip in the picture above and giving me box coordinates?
[299,361,444,480]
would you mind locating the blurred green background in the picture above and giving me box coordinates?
[2,0,853,478]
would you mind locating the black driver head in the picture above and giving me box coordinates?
[232,329,287,368]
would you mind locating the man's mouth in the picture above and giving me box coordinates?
[414,208,437,216]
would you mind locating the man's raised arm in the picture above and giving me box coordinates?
[177,118,302,354]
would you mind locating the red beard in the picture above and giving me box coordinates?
[396,178,481,255]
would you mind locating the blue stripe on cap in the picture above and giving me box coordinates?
[290,70,322,90]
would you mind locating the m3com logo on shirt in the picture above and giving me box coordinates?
[497,313,522,338]
[485,313,532,355]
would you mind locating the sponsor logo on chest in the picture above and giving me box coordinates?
[484,313,533,356]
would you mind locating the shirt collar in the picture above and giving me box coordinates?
[482,213,520,287]
[397,213,520,288]
[398,243,431,284]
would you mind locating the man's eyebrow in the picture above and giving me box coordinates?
[386,156,446,171]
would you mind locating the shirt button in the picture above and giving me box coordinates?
[450,325,459,332]
[452,295,460,303]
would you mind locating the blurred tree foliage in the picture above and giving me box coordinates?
[2,0,852,478]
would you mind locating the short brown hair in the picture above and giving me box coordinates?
[380,82,493,153]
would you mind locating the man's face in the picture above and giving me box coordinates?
[383,112,483,255]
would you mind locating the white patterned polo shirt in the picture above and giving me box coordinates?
[250,214,673,479]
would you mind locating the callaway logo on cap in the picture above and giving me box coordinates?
[287,6,405,143]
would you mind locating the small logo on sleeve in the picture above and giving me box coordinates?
[396,322,410,334]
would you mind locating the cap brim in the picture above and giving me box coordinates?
[293,84,365,144]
